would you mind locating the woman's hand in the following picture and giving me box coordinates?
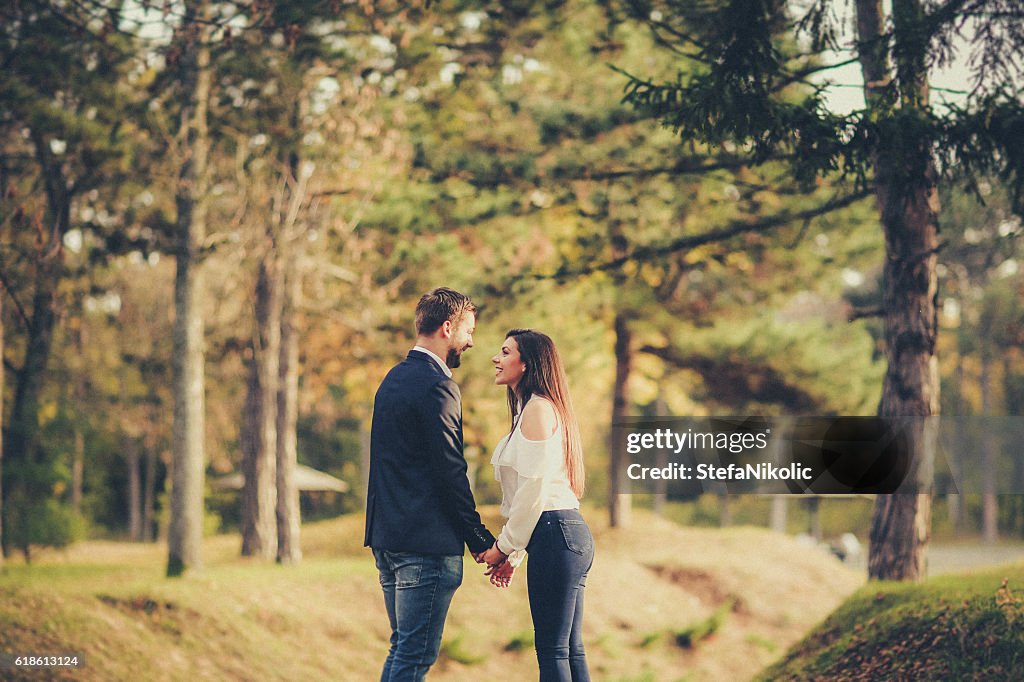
[480,543,507,568]
[485,560,515,588]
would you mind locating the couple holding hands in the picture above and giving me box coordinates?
[364,287,594,682]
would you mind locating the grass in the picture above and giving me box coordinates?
[759,565,1024,680]
[745,633,778,653]
[14,517,1016,682]
[439,634,487,666]
[652,496,875,538]
[639,631,664,648]
[673,599,735,649]
[0,508,863,681]
[504,630,535,652]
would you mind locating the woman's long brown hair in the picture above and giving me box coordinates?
[504,329,585,498]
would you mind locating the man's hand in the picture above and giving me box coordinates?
[485,560,514,588]
[480,543,507,568]
[471,551,486,564]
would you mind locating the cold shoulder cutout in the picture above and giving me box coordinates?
[520,396,558,441]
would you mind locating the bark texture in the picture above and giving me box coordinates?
[858,0,940,582]
[168,6,212,576]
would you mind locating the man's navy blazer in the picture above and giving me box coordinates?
[364,350,495,555]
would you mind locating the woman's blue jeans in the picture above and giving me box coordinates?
[373,549,463,682]
[526,509,594,682]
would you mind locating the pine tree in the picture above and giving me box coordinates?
[0,0,135,560]
[616,0,1024,579]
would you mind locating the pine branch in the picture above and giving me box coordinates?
[420,150,784,187]
[561,189,871,277]
[637,344,822,412]
[0,267,31,330]
[849,305,884,322]
[580,154,760,181]
[484,188,873,294]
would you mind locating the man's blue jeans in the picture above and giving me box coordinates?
[373,549,463,682]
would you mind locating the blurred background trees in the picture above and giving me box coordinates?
[2,0,1022,577]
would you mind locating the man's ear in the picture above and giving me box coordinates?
[439,319,453,338]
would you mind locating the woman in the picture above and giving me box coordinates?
[480,329,594,682]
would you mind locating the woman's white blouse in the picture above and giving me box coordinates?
[490,398,579,565]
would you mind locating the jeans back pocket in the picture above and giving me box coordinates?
[558,519,592,556]
[394,555,424,588]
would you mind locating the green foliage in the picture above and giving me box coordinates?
[5,498,87,559]
[641,314,884,415]
[617,1,1024,208]
[504,630,535,652]
[605,673,660,682]
[746,633,778,652]
[295,414,363,517]
[439,634,488,665]
[638,630,663,648]
[673,598,734,649]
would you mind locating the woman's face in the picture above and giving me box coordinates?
[492,336,526,391]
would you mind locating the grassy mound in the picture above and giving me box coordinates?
[0,509,861,681]
[760,565,1024,681]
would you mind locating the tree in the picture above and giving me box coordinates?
[166,0,214,577]
[617,0,1024,581]
[1,0,134,560]
[384,0,854,526]
[0,265,4,566]
[936,181,1024,539]
[240,245,281,559]
[276,256,302,563]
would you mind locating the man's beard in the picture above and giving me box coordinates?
[446,346,464,369]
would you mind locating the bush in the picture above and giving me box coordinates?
[7,498,87,561]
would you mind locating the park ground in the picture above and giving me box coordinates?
[2,509,1023,681]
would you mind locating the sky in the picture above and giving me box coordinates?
[820,50,976,115]
[804,0,978,115]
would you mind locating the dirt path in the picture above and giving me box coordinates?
[928,541,1024,575]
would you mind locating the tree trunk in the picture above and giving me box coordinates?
[143,429,157,543]
[858,0,939,582]
[71,328,86,512]
[274,251,301,561]
[8,260,59,462]
[719,493,733,528]
[128,438,142,541]
[167,5,212,577]
[71,429,84,512]
[609,312,633,528]
[6,132,70,561]
[1003,355,1024,532]
[980,352,998,543]
[241,256,280,559]
[0,290,4,564]
[274,98,306,565]
[947,351,966,532]
[807,497,822,542]
[652,392,667,517]
[770,497,788,534]
[276,262,301,564]
[768,421,788,533]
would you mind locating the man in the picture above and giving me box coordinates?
[365,286,496,681]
